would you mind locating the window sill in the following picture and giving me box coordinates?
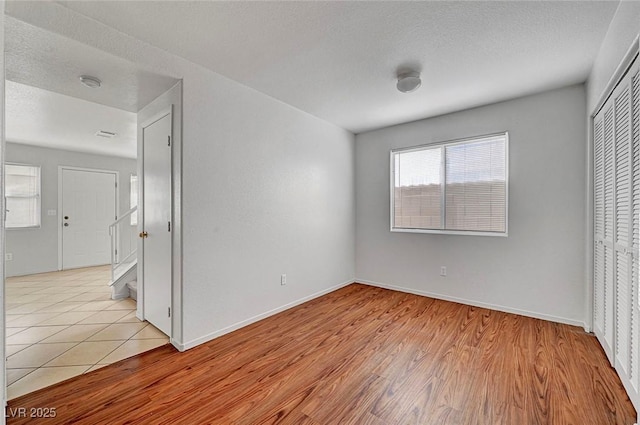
[390,227,508,237]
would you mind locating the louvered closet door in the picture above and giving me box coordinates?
[629,64,640,405]
[603,102,616,359]
[614,76,631,376]
[594,111,605,338]
[594,56,640,411]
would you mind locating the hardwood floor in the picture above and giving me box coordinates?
[7,284,636,424]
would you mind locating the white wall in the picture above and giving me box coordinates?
[355,85,587,326]
[6,2,356,349]
[587,1,640,113]
[4,142,136,277]
[180,68,355,348]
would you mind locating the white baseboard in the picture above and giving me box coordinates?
[358,279,586,329]
[178,278,356,351]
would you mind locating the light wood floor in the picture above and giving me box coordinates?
[7,284,637,424]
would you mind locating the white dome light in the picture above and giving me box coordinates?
[79,75,102,89]
[397,71,421,93]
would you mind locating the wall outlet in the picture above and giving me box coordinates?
[281,274,287,285]
[5,253,13,261]
[440,266,447,277]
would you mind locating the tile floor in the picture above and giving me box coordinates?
[6,265,169,399]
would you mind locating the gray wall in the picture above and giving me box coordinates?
[355,84,587,326]
[5,142,136,277]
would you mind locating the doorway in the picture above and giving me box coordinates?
[140,112,172,336]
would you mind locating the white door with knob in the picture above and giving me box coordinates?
[141,112,172,336]
[60,167,117,270]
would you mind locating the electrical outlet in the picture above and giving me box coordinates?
[5,253,13,261]
[440,266,447,277]
[281,274,287,285]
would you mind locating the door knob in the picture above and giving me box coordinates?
[64,216,69,220]
[139,231,148,238]
[63,223,69,227]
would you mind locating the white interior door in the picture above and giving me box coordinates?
[61,168,116,270]
[142,113,172,336]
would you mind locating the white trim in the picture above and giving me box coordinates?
[177,279,355,351]
[358,279,586,329]
[585,112,595,333]
[57,166,119,271]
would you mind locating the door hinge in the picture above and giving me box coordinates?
[115,182,118,188]
[168,221,171,232]
[168,307,171,317]
[115,249,118,256]
[168,136,171,147]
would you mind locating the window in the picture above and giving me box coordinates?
[130,174,138,226]
[391,133,508,236]
[5,164,41,229]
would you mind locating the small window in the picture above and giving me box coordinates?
[391,133,508,236]
[5,164,41,229]
[130,174,138,226]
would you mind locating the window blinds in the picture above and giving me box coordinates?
[392,133,507,235]
[5,164,41,228]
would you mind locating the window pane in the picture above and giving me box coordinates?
[445,137,506,232]
[393,147,442,229]
[5,164,41,228]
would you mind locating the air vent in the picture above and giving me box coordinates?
[95,130,117,138]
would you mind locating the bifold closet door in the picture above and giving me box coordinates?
[613,73,631,377]
[629,64,640,404]
[594,100,616,360]
[593,56,640,410]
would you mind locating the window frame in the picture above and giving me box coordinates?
[5,162,42,230]
[389,132,509,237]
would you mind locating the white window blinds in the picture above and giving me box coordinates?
[130,174,138,226]
[391,133,508,235]
[5,164,41,228]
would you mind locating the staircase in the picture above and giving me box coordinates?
[108,206,138,300]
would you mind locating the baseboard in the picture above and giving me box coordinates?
[179,278,356,351]
[170,338,185,352]
[358,279,586,329]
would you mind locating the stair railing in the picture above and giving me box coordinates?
[108,206,138,283]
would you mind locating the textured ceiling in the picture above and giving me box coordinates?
[6,81,137,158]
[56,1,619,133]
[4,15,178,113]
[4,15,180,157]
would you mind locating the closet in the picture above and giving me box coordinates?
[593,54,640,410]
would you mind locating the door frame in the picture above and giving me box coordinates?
[138,108,172,334]
[137,81,183,350]
[57,165,119,271]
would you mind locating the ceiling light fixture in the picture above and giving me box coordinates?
[79,75,101,89]
[396,71,421,93]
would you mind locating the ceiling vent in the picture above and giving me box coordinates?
[95,130,117,138]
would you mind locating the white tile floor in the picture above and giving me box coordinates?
[6,265,169,399]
